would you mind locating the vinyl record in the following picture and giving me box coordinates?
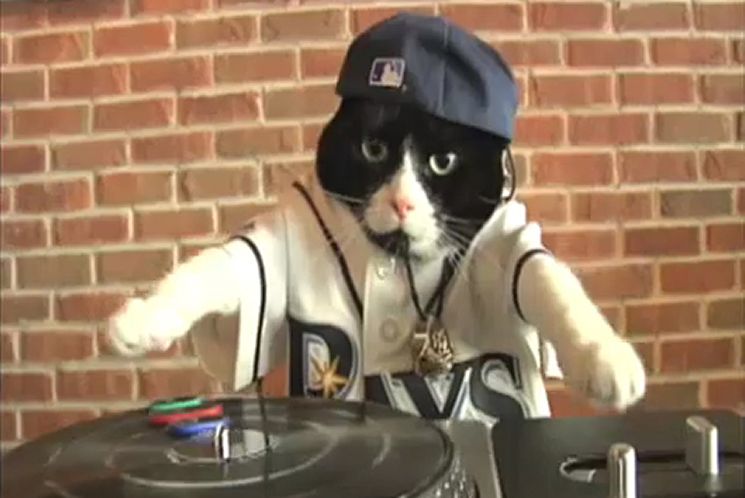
[1,397,476,498]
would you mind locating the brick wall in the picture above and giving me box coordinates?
[0,0,743,448]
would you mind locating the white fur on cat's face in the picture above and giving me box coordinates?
[363,143,441,259]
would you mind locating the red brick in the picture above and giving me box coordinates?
[707,379,745,411]
[0,70,44,102]
[618,151,697,183]
[13,106,88,138]
[302,122,324,151]
[263,84,338,120]
[219,202,275,233]
[46,0,126,25]
[651,38,728,65]
[707,297,745,330]
[261,9,345,42]
[0,372,53,401]
[176,15,256,48]
[53,215,129,246]
[58,369,133,401]
[547,387,609,417]
[702,150,745,181]
[513,115,564,146]
[492,40,561,67]
[21,330,94,362]
[131,56,211,92]
[619,73,694,104]
[1,220,47,249]
[15,179,91,214]
[567,39,644,66]
[350,6,435,35]
[94,21,171,57]
[695,3,745,31]
[569,114,648,145]
[733,38,745,63]
[660,189,732,218]
[530,75,611,108]
[739,188,745,215]
[577,264,654,300]
[217,126,300,158]
[56,292,126,321]
[529,2,607,31]
[139,367,218,399]
[133,132,213,164]
[0,1,47,31]
[50,64,127,98]
[96,171,172,206]
[614,2,690,30]
[51,139,126,171]
[14,31,88,64]
[624,226,700,257]
[532,152,613,186]
[94,98,173,131]
[543,229,617,261]
[1,411,17,442]
[178,167,260,201]
[98,249,173,284]
[440,3,524,31]
[132,0,209,15]
[1,37,9,66]
[0,295,49,324]
[135,208,214,241]
[17,254,91,289]
[178,92,259,125]
[21,410,97,439]
[655,112,730,143]
[700,74,745,104]
[0,186,10,214]
[215,51,296,83]
[638,382,701,410]
[263,159,315,197]
[1,145,46,175]
[706,223,745,252]
[300,48,346,78]
[0,258,11,289]
[626,301,700,336]
[661,338,734,373]
[0,108,8,139]
[520,192,568,225]
[1,331,16,362]
[661,260,736,294]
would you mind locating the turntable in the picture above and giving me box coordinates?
[0,397,476,498]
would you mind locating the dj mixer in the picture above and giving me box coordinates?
[1,396,743,498]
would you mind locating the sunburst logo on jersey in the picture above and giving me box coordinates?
[310,355,348,399]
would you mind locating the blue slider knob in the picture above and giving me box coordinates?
[167,416,229,439]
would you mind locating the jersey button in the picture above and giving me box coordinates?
[375,257,396,279]
[380,318,400,342]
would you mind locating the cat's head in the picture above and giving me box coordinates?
[316,98,510,261]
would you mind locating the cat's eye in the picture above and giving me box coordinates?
[361,138,388,163]
[429,153,458,175]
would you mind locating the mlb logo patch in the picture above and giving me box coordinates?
[368,57,405,88]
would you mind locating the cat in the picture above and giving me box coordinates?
[109,97,646,422]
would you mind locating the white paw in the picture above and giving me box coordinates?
[108,298,189,357]
[569,339,647,411]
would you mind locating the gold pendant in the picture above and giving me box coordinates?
[411,315,454,376]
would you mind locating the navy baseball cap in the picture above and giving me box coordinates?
[336,12,519,141]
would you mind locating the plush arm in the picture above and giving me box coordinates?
[108,242,245,356]
[517,253,646,410]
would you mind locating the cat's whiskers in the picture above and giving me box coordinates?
[323,189,367,205]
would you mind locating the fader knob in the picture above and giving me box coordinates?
[685,415,720,476]
[608,443,637,498]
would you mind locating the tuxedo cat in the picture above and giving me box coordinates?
[109,97,646,416]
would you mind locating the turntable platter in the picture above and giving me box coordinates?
[1,397,476,498]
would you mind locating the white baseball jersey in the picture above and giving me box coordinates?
[192,178,563,424]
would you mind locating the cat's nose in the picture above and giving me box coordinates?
[391,197,414,219]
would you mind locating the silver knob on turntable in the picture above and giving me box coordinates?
[607,443,637,498]
[685,415,720,476]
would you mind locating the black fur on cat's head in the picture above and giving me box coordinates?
[315,97,509,261]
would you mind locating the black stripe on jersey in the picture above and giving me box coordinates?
[512,248,551,322]
[292,181,363,320]
[233,235,267,383]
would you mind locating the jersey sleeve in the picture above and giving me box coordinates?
[500,202,564,380]
[191,207,289,391]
